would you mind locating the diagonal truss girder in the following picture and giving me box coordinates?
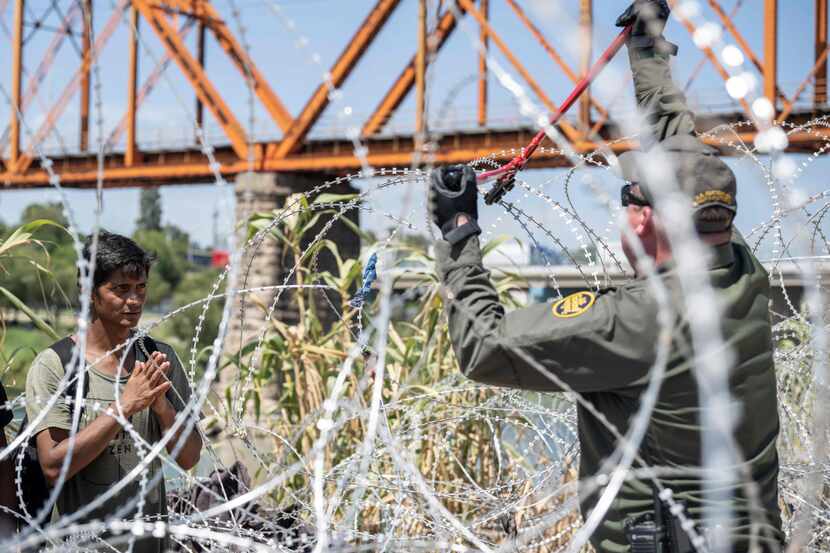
[362,5,463,137]
[3,0,830,188]
[272,0,403,158]
[153,0,293,132]
[135,0,249,159]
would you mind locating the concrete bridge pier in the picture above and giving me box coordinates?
[217,171,360,429]
[228,171,360,346]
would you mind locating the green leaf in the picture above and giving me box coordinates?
[253,389,261,421]
[299,237,333,265]
[338,217,374,243]
[247,214,289,245]
[0,220,68,258]
[19,219,68,236]
[480,235,521,259]
[222,338,262,369]
[28,259,54,276]
[340,258,362,290]
[265,333,286,352]
[0,229,33,258]
[0,286,60,340]
[312,193,359,205]
[225,385,233,412]
[298,213,323,239]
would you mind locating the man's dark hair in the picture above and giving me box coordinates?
[81,231,154,290]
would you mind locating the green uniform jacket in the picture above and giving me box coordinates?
[435,48,783,553]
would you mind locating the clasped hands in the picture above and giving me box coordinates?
[118,351,173,419]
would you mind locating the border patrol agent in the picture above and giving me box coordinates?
[430,2,784,552]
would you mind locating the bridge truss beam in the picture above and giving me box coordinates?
[2,0,830,189]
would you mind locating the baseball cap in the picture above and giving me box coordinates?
[616,135,737,233]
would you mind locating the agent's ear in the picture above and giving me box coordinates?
[635,206,655,237]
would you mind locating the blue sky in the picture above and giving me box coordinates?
[0,0,827,256]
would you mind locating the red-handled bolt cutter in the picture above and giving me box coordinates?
[481,25,633,205]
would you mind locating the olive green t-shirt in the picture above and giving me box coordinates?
[25,338,194,552]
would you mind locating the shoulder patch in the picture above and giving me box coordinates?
[552,291,596,319]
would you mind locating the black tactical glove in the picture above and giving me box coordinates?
[617,0,677,56]
[616,0,670,37]
[429,165,481,245]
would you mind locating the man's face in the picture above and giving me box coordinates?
[620,185,657,271]
[92,268,147,328]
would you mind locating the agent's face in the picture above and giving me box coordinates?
[92,268,147,329]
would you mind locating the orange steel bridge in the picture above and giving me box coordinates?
[2,0,830,189]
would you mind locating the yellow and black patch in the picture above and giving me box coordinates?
[693,190,735,207]
[552,291,596,319]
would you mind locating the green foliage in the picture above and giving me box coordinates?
[0,218,70,330]
[0,201,205,352]
[1,325,60,396]
[161,268,225,352]
[133,227,189,307]
[0,204,217,397]
[233,201,532,521]
[0,218,73,396]
[136,188,163,231]
[774,315,816,461]
[0,207,75,313]
[134,188,192,308]
[20,203,70,250]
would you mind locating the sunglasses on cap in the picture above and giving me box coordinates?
[621,184,650,207]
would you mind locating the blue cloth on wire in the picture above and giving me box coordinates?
[349,253,378,308]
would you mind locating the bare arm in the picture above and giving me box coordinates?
[146,350,202,471]
[35,360,171,485]
[152,398,202,471]
[35,410,125,484]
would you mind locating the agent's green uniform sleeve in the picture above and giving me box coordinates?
[436,238,658,393]
[629,47,696,143]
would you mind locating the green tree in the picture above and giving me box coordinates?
[0,220,66,337]
[133,230,182,307]
[50,242,80,307]
[163,224,190,261]
[20,202,71,250]
[162,268,224,353]
[133,226,191,307]
[9,204,74,309]
[136,188,162,231]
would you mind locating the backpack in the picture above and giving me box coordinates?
[15,335,158,524]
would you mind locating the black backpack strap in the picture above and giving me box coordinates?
[18,337,84,444]
[136,335,160,363]
[49,337,75,367]
[49,336,88,410]
[143,336,160,355]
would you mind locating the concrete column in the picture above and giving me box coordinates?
[220,171,360,421]
[225,172,291,360]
